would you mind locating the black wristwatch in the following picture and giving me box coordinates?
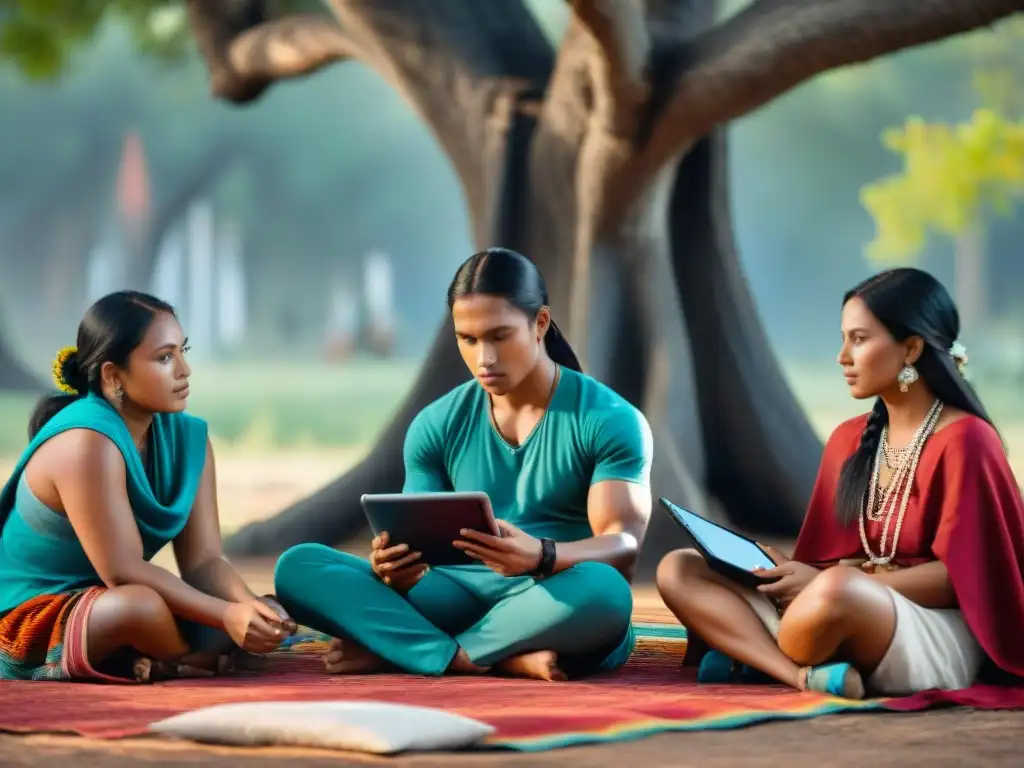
[532,537,557,580]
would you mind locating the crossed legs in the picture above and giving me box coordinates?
[87,585,237,678]
[656,549,896,689]
[274,544,633,680]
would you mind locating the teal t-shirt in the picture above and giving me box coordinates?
[402,367,653,542]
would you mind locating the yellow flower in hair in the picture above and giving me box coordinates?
[52,346,79,394]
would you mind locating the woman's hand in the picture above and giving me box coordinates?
[253,594,298,635]
[370,531,428,593]
[223,601,286,654]
[453,520,543,577]
[753,544,819,608]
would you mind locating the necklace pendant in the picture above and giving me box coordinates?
[861,560,894,574]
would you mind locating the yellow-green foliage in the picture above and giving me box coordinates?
[860,109,1024,262]
[860,19,1024,263]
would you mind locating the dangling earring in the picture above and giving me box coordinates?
[897,364,918,393]
[113,384,124,407]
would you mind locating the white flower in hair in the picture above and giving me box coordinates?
[949,340,969,378]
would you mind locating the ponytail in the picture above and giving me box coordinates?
[29,346,88,440]
[447,248,583,372]
[28,394,82,440]
[544,320,582,372]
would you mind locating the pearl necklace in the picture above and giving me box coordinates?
[859,399,943,570]
[865,399,942,523]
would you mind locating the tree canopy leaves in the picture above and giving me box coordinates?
[860,19,1024,262]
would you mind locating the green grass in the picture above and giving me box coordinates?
[0,357,1020,460]
[0,359,420,456]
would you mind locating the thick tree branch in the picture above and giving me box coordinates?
[189,1,554,238]
[325,0,554,233]
[642,0,713,42]
[227,14,357,84]
[643,0,1024,174]
[186,2,356,103]
[568,0,651,137]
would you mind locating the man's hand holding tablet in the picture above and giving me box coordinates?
[361,492,503,578]
[369,531,428,593]
[452,519,543,576]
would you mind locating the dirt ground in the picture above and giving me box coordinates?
[1,451,1021,766]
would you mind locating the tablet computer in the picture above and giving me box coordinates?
[658,497,780,590]
[360,491,501,567]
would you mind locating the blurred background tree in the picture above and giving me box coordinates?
[861,18,1024,348]
[0,2,1021,565]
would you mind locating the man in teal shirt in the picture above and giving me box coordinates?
[275,248,654,680]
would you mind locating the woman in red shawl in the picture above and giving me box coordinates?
[656,268,1024,699]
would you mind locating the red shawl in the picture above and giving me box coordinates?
[792,413,1024,680]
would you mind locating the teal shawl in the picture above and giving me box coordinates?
[0,392,207,613]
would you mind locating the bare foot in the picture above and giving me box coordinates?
[133,654,219,682]
[446,647,490,675]
[323,637,391,674]
[497,650,568,681]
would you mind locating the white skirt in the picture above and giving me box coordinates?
[740,583,985,695]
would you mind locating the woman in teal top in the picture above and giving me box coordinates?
[275,248,654,681]
[0,291,295,683]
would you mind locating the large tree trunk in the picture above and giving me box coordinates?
[196,0,1021,561]
[225,90,715,566]
[670,129,822,536]
[222,0,554,555]
[222,4,720,561]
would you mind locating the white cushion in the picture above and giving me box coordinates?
[148,700,495,754]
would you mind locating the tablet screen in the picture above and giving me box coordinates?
[665,501,775,571]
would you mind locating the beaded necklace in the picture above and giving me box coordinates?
[859,399,943,571]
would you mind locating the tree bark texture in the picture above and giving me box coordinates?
[184,0,1023,562]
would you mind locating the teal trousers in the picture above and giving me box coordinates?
[273,544,635,677]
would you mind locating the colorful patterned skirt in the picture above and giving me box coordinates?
[0,586,131,682]
[1,587,263,683]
